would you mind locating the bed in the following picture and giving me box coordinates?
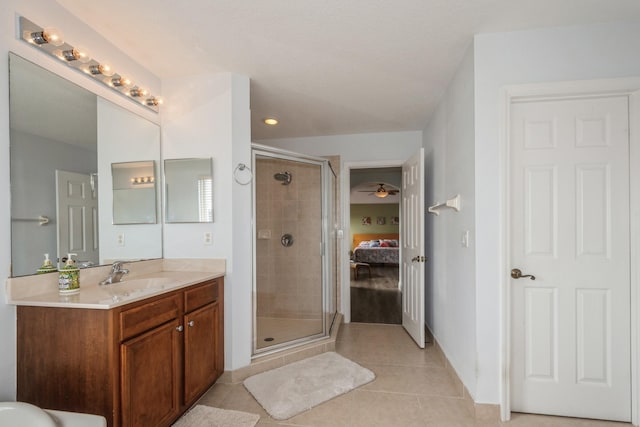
[351,233,400,265]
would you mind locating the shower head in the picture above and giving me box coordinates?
[274,171,292,185]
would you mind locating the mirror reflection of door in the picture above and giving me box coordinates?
[55,170,99,269]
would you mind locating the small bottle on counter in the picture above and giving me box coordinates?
[36,253,57,274]
[58,253,80,294]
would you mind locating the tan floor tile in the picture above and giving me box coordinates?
[416,395,475,422]
[282,391,356,427]
[195,382,234,407]
[209,383,269,419]
[289,389,426,427]
[362,363,463,397]
[188,324,632,427]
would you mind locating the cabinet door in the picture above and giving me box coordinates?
[121,319,182,427]
[184,302,219,405]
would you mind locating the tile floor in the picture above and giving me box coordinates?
[256,317,324,349]
[195,323,631,426]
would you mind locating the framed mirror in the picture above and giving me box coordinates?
[111,161,157,224]
[9,53,162,276]
[164,158,213,223]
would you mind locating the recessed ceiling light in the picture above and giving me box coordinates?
[263,117,278,125]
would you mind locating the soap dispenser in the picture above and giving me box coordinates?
[58,253,80,294]
[36,253,57,274]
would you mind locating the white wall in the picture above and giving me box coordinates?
[473,21,640,404]
[422,44,477,398]
[0,0,160,400]
[162,72,252,370]
[262,131,422,164]
[97,98,162,262]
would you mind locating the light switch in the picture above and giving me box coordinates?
[461,230,469,248]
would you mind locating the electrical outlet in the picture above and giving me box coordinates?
[203,232,213,245]
[117,233,125,247]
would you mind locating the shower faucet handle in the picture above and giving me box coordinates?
[281,234,294,247]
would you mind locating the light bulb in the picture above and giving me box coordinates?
[130,87,148,97]
[60,46,91,63]
[89,63,115,77]
[263,118,278,125]
[145,96,163,106]
[111,76,132,88]
[30,27,64,46]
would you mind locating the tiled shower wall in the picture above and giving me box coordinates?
[255,157,323,319]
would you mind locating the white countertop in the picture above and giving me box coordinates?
[6,259,226,310]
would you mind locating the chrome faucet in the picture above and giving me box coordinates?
[99,261,130,285]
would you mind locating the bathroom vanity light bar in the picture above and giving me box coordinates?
[18,16,163,113]
[131,176,155,185]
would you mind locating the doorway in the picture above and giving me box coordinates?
[501,80,640,423]
[349,167,402,324]
[343,149,426,348]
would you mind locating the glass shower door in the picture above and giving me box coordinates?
[253,153,325,352]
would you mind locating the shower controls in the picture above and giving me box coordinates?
[274,171,292,185]
[281,234,294,247]
[257,229,272,239]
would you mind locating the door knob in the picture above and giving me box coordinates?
[511,268,535,280]
[411,256,426,262]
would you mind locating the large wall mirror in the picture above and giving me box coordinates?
[9,53,162,277]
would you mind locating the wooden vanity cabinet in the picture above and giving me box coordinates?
[17,277,224,427]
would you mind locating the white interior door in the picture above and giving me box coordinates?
[401,148,425,348]
[510,96,631,421]
[56,170,99,267]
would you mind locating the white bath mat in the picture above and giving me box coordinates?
[172,405,260,427]
[243,351,375,420]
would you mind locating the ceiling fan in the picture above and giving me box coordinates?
[358,183,398,198]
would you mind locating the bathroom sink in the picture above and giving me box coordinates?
[100,277,177,304]
[111,277,176,291]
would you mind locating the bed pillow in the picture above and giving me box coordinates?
[380,241,390,247]
[369,240,380,247]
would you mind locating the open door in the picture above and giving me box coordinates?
[401,148,425,348]
[56,170,99,267]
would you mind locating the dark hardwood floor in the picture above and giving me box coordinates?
[350,265,401,324]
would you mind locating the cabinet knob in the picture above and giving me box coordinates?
[176,325,184,332]
[188,320,195,327]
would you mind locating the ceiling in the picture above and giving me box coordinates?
[54,0,640,140]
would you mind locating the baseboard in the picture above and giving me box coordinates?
[427,326,500,421]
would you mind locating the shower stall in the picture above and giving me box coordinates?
[252,144,338,355]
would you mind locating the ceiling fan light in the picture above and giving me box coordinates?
[375,188,389,198]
